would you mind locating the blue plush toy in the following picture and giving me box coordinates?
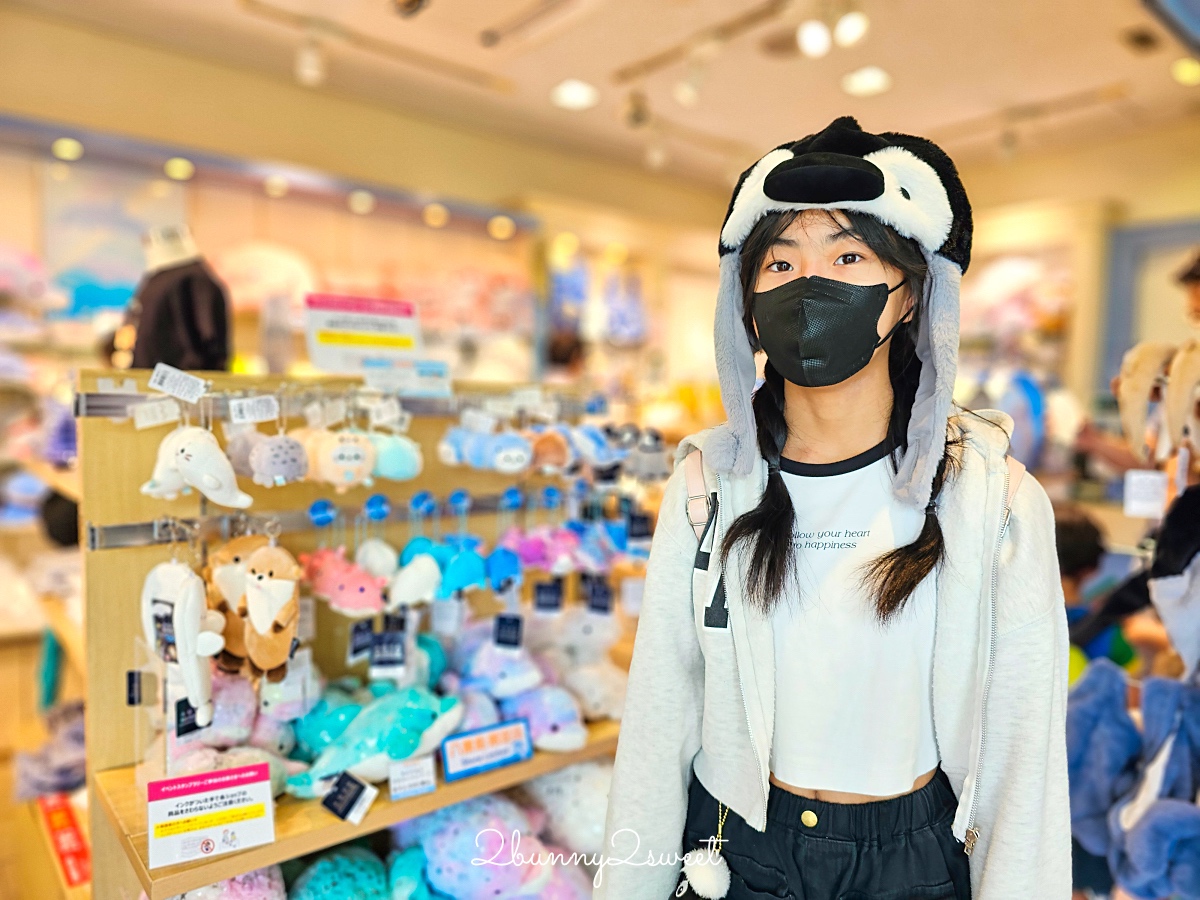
[1067,658,1142,856]
[371,432,423,482]
[437,549,488,599]
[290,846,389,900]
[291,687,363,762]
[416,633,447,688]
[388,846,434,900]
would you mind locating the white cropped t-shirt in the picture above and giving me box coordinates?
[770,439,939,796]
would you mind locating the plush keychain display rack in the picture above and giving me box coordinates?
[75,370,629,900]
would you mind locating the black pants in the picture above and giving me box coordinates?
[677,770,971,900]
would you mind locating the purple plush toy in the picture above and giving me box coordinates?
[499,685,587,752]
[199,670,258,749]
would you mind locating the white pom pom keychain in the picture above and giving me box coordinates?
[680,802,731,899]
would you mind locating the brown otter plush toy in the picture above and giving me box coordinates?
[242,544,302,683]
[204,534,270,674]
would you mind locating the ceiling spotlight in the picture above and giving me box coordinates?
[673,79,700,108]
[645,143,669,170]
[264,175,289,198]
[164,157,195,181]
[797,19,832,58]
[348,190,376,215]
[841,65,892,97]
[834,10,869,47]
[487,215,516,241]
[51,137,83,161]
[1171,57,1200,86]
[551,78,599,111]
[423,203,449,228]
[295,39,327,88]
[392,0,431,16]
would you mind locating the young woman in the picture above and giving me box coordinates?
[597,118,1070,900]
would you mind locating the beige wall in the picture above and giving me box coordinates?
[0,5,728,229]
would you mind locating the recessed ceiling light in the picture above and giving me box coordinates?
[842,65,892,97]
[834,11,869,48]
[264,175,289,198]
[423,203,449,228]
[51,138,83,161]
[797,20,832,58]
[487,215,515,240]
[164,157,195,181]
[295,40,326,88]
[348,190,376,215]
[1171,57,1200,86]
[551,78,600,111]
[673,79,700,108]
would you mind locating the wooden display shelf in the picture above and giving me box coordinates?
[40,596,86,684]
[95,719,619,900]
[21,457,82,504]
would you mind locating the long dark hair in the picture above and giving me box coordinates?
[721,209,961,621]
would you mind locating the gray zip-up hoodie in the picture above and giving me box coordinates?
[595,409,1071,899]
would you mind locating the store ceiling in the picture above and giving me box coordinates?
[11,0,1200,186]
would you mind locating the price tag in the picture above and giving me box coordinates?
[1124,469,1170,519]
[461,408,498,435]
[533,578,564,613]
[133,398,181,430]
[369,614,407,680]
[389,754,437,801]
[493,613,523,648]
[303,401,324,429]
[346,619,375,666]
[147,764,275,868]
[511,387,543,411]
[148,363,208,405]
[321,772,377,825]
[369,396,402,427]
[152,598,177,663]
[126,670,144,706]
[324,397,347,428]
[582,573,614,614]
[440,719,533,782]
[394,408,413,434]
[620,575,645,617]
[229,395,280,425]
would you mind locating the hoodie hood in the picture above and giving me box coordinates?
[709,115,973,509]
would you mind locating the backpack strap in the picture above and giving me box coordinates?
[1004,454,1026,526]
[683,449,712,542]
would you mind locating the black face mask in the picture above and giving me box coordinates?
[753,275,908,388]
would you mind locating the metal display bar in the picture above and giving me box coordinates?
[85,490,521,551]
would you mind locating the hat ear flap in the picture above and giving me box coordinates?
[712,253,759,476]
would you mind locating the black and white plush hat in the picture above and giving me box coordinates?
[709,116,973,509]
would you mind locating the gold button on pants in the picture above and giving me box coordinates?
[801,810,818,828]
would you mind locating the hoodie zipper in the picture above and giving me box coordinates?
[716,471,770,825]
[963,467,1012,855]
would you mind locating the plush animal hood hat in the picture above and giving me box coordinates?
[711,115,973,508]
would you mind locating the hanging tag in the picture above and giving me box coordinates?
[394,408,413,433]
[303,401,324,429]
[133,398,181,431]
[431,596,464,638]
[322,772,377,824]
[627,513,653,560]
[511,387,543,412]
[297,594,316,643]
[369,614,407,680]
[152,598,178,663]
[582,573,614,614]
[1124,469,1170,519]
[461,408,498,434]
[175,697,201,737]
[620,576,645,617]
[148,363,208,405]
[493,612,523,648]
[483,396,517,419]
[369,396,402,427]
[126,671,144,706]
[389,754,437,801]
[346,619,375,666]
[229,395,281,425]
[324,397,347,428]
[534,578,565,613]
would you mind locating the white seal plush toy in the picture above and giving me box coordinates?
[171,427,254,508]
[140,426,191,500]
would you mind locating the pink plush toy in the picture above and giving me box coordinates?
[325,562,387,619]
[198,670,258,749]
[300,547,353,601]
[248,714,296,757]
[139,864,286,899]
